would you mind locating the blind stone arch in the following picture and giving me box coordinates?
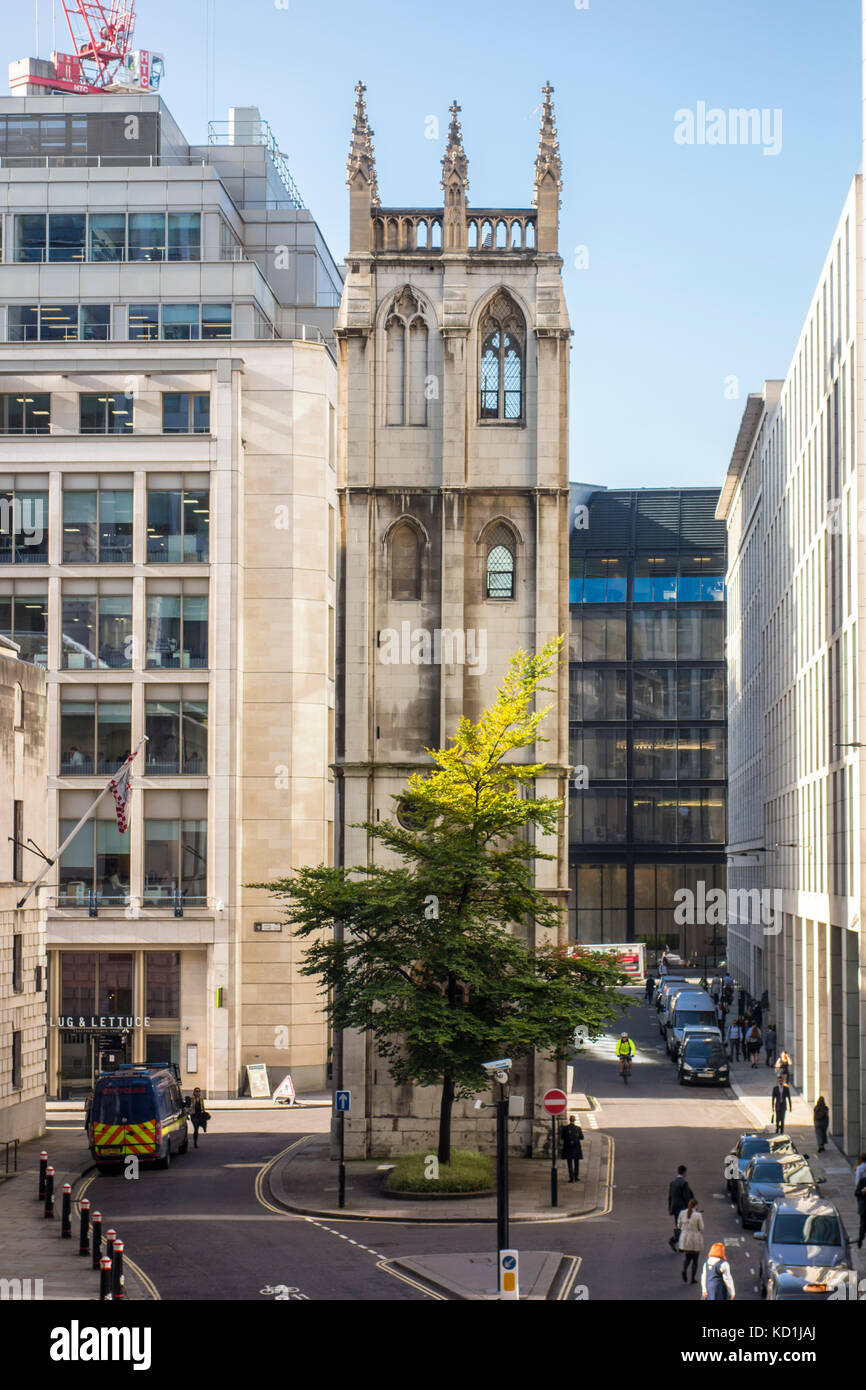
[390,519,423,600]
[385,287,429,427]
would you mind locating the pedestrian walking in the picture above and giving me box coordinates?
[561,1115,584,1183]
[677,1198,704,1285]
[752,999,763,1028]
[723,982,733,1008]
[668,1164,695,1250]
[856,1172,866,1250]
[771,1080,792,1134]
[645,974,655,1003]
[659,953,669,978]
[726,1017,743,1062]
[186,1087,211,1148]
[764,1024,777,1068]
[745,1022,762,1068]
[701,1242,736,1300]
[854,1152,866,1196]
[813,1096,829,1153]
[775,1050,793,1087]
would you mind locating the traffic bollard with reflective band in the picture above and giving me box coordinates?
[37,1152,48,1201]
[112,1240,125,1300]
[91,1211,102,1269]
[99,1256,113,1301]
[105,1229,116,1265]
[61,1183,72,1237]
[78,1199,91,1255]
[43,1167,55,1219]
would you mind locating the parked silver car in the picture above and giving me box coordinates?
[755,1195,856,1300]
[724,1132,796,1199]
[737,1152,824,1229]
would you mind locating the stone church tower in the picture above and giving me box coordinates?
[335,83,572,1157]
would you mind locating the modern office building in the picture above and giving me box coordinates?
[0,635,47,1145]
[0,80,342,1097]
[336,86,571,1156]
[568,486,728,968]
[719,176,865,1154]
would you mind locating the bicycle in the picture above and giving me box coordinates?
[619,1055,633,1084]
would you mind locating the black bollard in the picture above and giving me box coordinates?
[61,1183,72,1237]
[112,1240,125,1301]
[78,1198,91,1255]
[99,1255,113,1301]
[91,1211,102,1269]
[105,1229,116,1265]
[43,1166,55,1219]
[37,1151,48,1201]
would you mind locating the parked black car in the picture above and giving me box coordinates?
[737,1152,824,1230]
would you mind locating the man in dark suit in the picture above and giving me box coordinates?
[668,1164,694,1249]
[771,1081,792,1134]
[561,1116,584,1183]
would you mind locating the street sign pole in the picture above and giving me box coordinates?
[496,1081,509,1259]
[338,1108,346,1209]
[550,1114,558,1208]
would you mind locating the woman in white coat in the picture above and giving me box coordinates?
[677,1197,704,1285]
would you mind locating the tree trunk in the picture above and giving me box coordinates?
[438,1072,454,1166]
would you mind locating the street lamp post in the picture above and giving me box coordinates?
[495,1080,509,1254]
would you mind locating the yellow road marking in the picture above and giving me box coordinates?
[375,1260,447,1300]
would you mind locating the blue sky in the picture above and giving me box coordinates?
[9,0,863,487]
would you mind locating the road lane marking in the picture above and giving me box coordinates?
[376,1259,447,1300]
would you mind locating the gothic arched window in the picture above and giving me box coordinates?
[479,292,524,421]
[390,521,422,600]
[385,287,429,427]
[485,524,516,599]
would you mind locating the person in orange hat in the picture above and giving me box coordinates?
[700,1241,735,1300]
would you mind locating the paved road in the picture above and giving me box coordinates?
[80,994,765,1300]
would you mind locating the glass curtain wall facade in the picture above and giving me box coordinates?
[569,487,728,969]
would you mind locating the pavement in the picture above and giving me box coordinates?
[265,1119,611,1225]
[0,1128,152,1301]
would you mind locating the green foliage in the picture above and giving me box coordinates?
[252,639,630,1125]
[386,1149,493,1194]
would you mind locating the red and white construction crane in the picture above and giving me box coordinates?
[12,0,163,95]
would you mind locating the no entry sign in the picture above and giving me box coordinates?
[542,1088,568,1116]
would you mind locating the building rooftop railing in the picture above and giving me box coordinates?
[207,118,304,210]
[0,155,211,170]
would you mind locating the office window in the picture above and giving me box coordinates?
[129,304,159,340]
[12,934,23,994]
[145,696,208,773]
[632,726,677,779]
[61,590,132,669]
[38,305,79,341]
[48,213,87,262]
[62,488,132,562]
[0,487,48,563]
[98,954,134,1014]
[162,304,199,341]
[89,212,126,262]
[633,608,677,660]
[129,212,166,261]
[572,863,627,943]
[79,394,133,433]
[59,811,131,906]
[633,667,676,720]
[678,727,726,781]
[570,557,627,603]
[678,788,726,844]
[11,1031,22,1090]
[0,592,48,663]
[162,394,211,434]
[633,789,678,843]
[570,790,627,844]
[15,214,47,262]
[569,667,627,721]
[633,557,677,602]
[570,727,627,780]
[7,307,39,342]
[144,806,207,905]
[677,669,725,721]
[146,952,180,1016]
[60,692,131,774]
[80,305,111,341]
[0,394,51,434]
[60,953,96,1014]
[201,304,232,339]
[167,213,201,261]
[146,486,209,562]
[145,592,208,668]
[576,610,627,661]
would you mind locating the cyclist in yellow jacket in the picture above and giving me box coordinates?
[616,1032,636,1075]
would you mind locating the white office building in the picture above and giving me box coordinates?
[0,84,341,1098]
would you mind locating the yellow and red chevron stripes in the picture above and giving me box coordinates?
[93,1120,157,1155]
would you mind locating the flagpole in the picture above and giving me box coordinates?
[16,736,148,910]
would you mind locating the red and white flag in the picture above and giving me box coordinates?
[109,753,136,834]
